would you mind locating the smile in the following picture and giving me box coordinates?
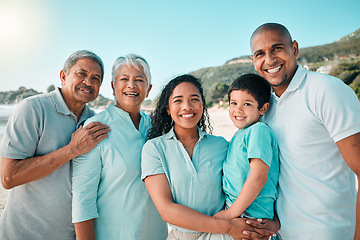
[124,92,139,96]
[266,65,282,74]
[78,87,93,93]
[235,116,245,120]
[180,113,195,119]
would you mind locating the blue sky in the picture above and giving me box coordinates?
[1,0,359,100]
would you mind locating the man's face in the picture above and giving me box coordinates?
[251,29,299,96]
[60,58,102,105]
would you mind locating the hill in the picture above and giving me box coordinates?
[0,86,113,109]
[190,28,360,104]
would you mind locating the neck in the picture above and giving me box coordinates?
[60,89,85,120]
[129,111,141,130]
[174,125,199,141]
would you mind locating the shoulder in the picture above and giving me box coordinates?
[203,133,229,148]
[304,70,348,91]
[83,108,110,126]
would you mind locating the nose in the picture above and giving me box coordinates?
[265,52,276,65]
[127,79,136,88]
[82,76,95,86]
[182,100,193,110]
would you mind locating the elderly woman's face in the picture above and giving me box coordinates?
[111,64,151,113]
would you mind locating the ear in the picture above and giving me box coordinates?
[259,102,270,115]
[60,70,67,85]
[166,105,170,115]
[292,40,299,59]
[251,55,258,71]
[111,81,115,93]
[146,84,153,98]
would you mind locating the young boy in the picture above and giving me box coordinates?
[214,73,279,227]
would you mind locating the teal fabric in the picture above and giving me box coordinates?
[141,128,228,233]
[72,104,167,240]
[222,122,279,219]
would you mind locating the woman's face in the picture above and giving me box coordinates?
[167,82,203,132]
[111,64,151,113]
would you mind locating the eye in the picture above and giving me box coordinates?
[230,101,237,105]
[254,52,264,59]
[244,103,252,107]
[136,78,145,82]
[92,76,100,81]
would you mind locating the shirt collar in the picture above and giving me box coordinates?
[107,104,147,119]
[51,88,94,124]
[165,127,207,141]
[271,64,307,98]
[50,88,72,116]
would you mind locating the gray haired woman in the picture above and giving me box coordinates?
[71,54,167,240]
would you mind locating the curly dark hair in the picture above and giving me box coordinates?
[147,74,212,140]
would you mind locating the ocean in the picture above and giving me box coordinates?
[0,105,17,136]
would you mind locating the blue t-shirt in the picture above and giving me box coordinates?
[222,122,279,219]
[141,127,228,233]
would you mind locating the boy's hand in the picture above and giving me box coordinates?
[213,209,235,220]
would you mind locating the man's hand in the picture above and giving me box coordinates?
[68,122,110,158]
[227,218,277,240]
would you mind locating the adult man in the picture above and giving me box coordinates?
[250,23,360,240]
[0,50,110,239]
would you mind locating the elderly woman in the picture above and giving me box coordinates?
[71,54,167,240]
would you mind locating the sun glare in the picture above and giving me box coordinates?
[0,1,49,63]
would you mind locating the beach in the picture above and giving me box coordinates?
[0,107,237,217]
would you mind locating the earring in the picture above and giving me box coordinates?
[112,92,115,96]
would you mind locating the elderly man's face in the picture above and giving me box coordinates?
[251,29,299,96]
[60,58,102,106]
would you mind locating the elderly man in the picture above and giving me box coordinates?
[0,50,110,240]
[250,23,360,240]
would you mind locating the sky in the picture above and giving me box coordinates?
[1,0,360,100]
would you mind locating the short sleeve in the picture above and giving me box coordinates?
[0,99,40,159]
[314,76,360,142]
[247,124,273,167]
[72,143,102,223]
[141,140,165,181]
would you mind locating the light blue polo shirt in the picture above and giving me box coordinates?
[72,104,167,240]
[222,122,279,219]
[0,88,94,240]
[141,128,228,233]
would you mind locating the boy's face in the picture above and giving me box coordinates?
[229,90,269,130]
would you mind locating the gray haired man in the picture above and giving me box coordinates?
[0,50,110,240]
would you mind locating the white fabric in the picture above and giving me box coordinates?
[262,65,360,239]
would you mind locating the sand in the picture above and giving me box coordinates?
[0,108,237,217]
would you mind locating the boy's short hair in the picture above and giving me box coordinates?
[227,73,271,110]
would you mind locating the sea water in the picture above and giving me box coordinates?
[0,105,17,136]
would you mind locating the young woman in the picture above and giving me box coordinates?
[141,74,278,240]
[71,54,167,240]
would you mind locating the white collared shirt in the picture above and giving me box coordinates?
[262,65,360,239]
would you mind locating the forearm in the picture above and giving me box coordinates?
[229,176,266,218]
[74,219,95,240]
[354,179,360,240]
[1,144,76,189]
[161,201,231,234]
[228,159,268,218]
